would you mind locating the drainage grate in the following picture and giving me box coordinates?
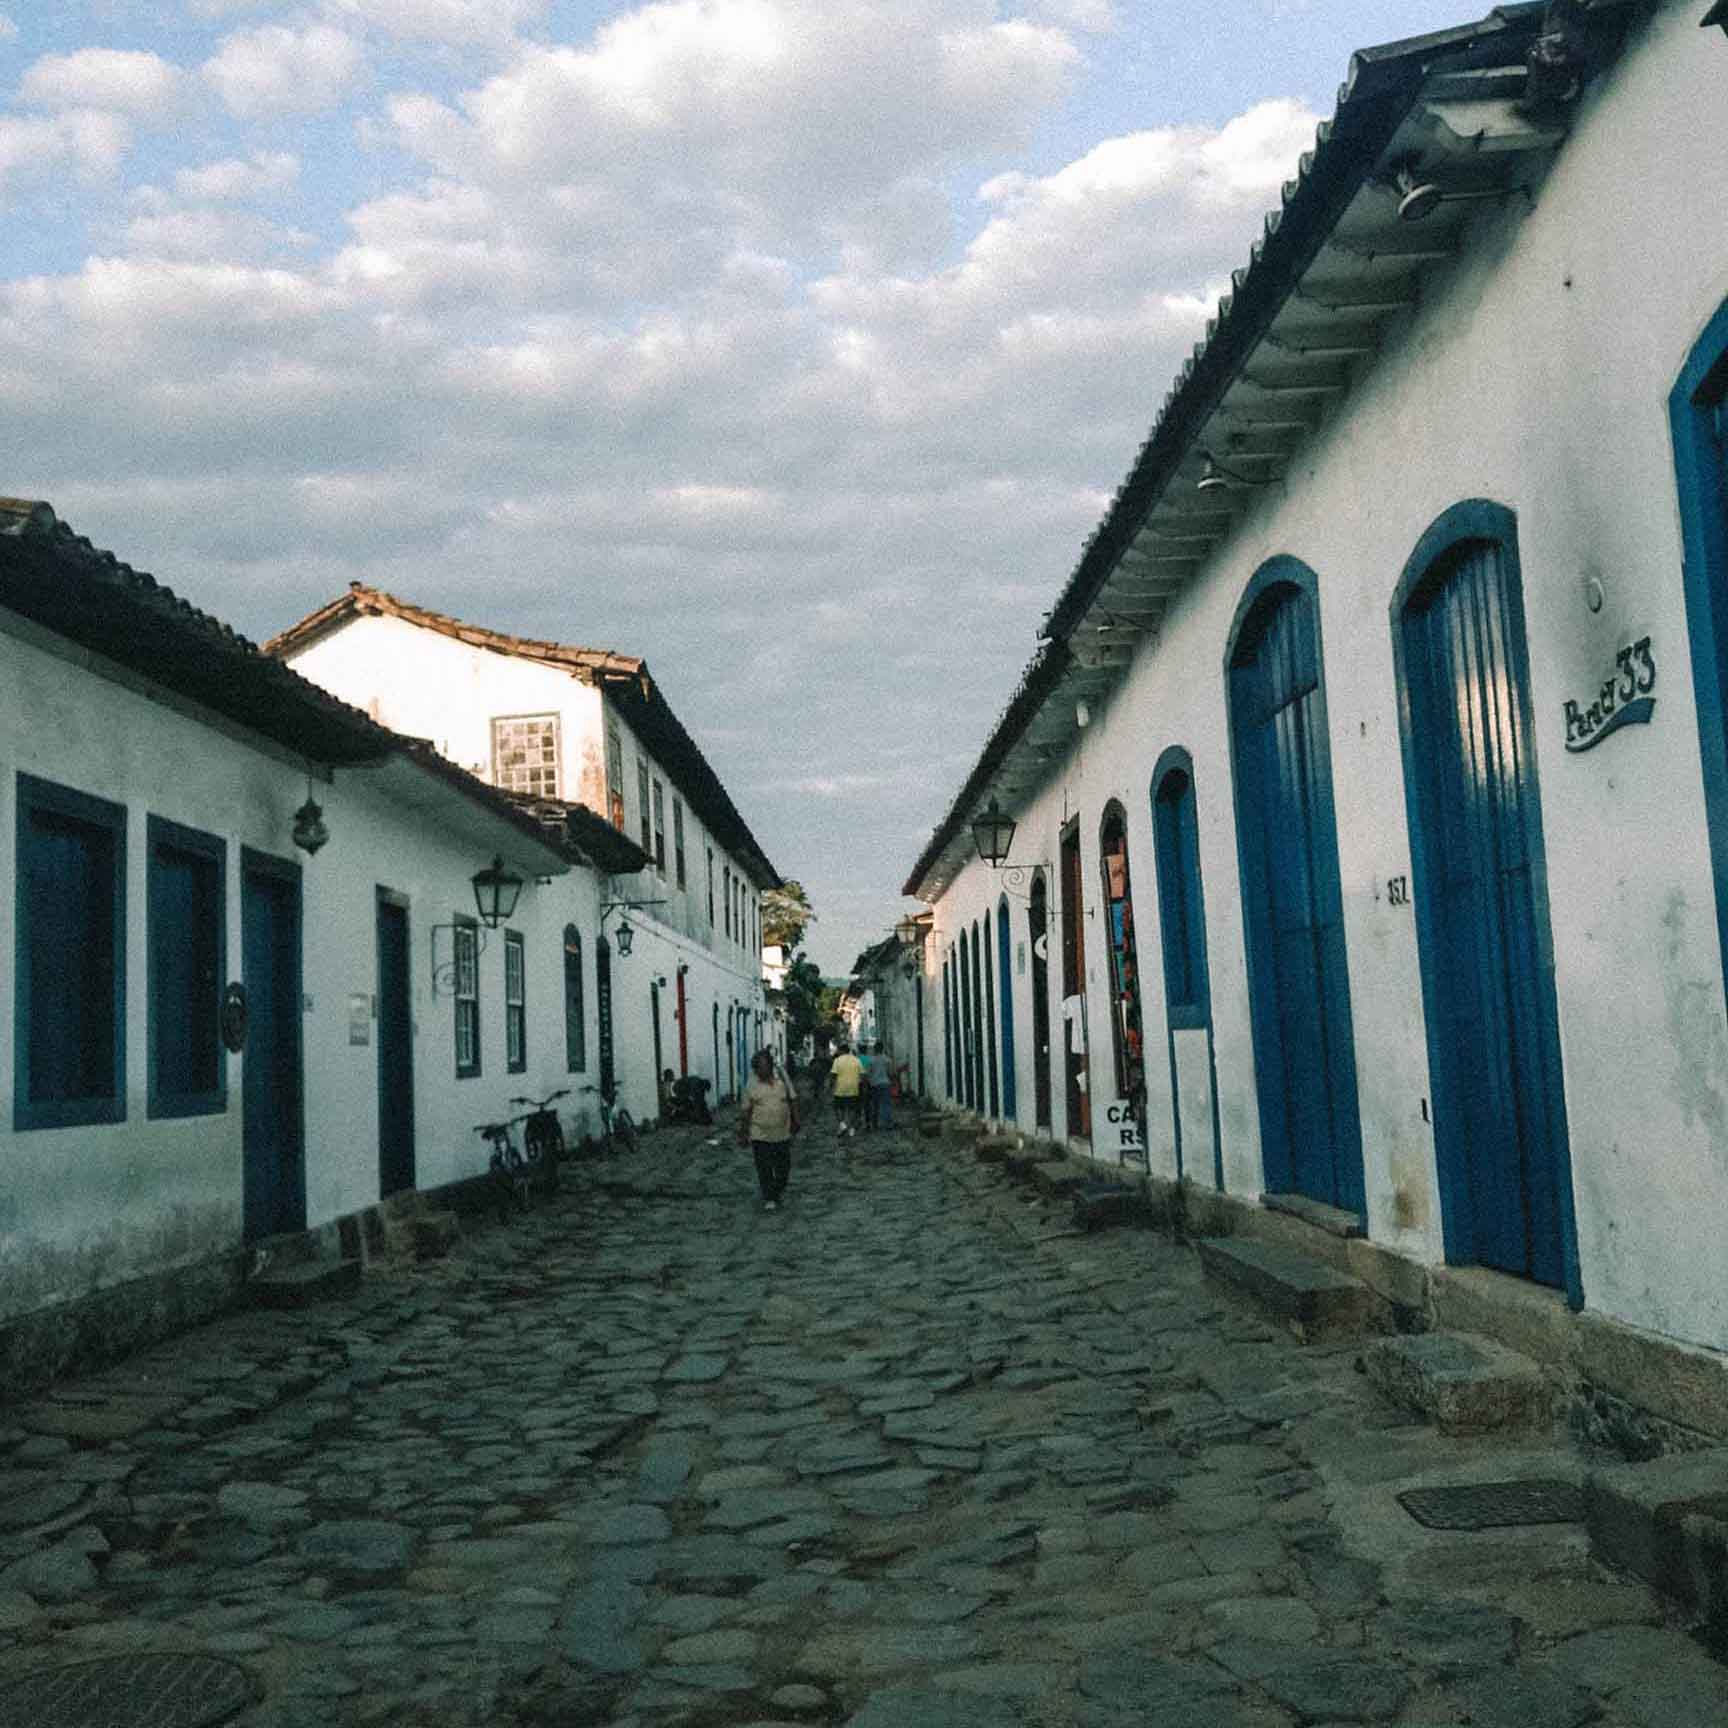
[1397,1478,1583,1531]
[0,1653,258,1728]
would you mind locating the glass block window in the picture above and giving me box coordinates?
[491,714,560,799]
[454,917,480,1078]
[504,930,526,1074]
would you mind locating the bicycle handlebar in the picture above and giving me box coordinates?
[509,1089,571,1110]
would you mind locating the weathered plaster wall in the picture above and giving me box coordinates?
[923,3,1728,1354]
[0,612,600,1327]
[283,611,770,1104]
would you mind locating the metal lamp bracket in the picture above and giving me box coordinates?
[429,922,487,996]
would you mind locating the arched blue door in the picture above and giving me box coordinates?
[1395,502,1576,1293]
[1227,559,1364,1216]
[996,897,1017,1122]
[959,928,976,1108]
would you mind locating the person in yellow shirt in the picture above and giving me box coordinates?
[829,1043,865,1139]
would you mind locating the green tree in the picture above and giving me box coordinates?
[783,953,828,1051]
[763,880,815,951]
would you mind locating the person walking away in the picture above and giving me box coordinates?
[859,1044,879,1131]
[830,1043,864,1139]
[807,1047,832,1119]
[871,1041,894,1131]
[738,1048,798,1210]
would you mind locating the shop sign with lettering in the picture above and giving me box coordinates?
[1104,1100,1144,1155]
[1564,637,1656,753]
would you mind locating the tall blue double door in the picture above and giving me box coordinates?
[1228,530,1573,1293]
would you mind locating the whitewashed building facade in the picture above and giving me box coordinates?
[268,585,781,1119]
[906,1,1728,1438]
[1,499,645,1389]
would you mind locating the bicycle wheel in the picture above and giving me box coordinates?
[612,1108,639,1154]
[505,1148,532,1211]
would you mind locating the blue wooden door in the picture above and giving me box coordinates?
[1400,533,1571,1287]
[242,855,304,1242]
[1230,578,1364,1214]
[375,895,415,1197]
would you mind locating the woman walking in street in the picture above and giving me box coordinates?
[738,1048,799,1211]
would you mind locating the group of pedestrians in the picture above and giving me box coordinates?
[733,1039,902,1211]
[827,1041,896,1137]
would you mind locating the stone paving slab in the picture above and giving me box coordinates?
[0,1106,1715,1727]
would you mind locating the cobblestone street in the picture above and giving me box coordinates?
[3,1111,1726,1728]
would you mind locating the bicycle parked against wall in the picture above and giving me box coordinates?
[510,1087,569,1191]
[580,1080,639,1156]
[474,1107,551,1219]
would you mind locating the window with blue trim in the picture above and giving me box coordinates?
[147,815,225,1119]
[564,924,586,1072]
[15,772,127,1130]
[504,929,526,1074]
[453,916,481,1078]
[1151,758,1210,1030]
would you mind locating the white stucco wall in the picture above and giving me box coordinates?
[0,609,606,1326]
[282,610,769,1087]
[921,3,1728,1354]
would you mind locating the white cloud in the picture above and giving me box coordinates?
[0,0,1321,968]
[0,14,17,43]
[201,22,363,118]
[0,110,133,193]
[384,0,1078,271]
[19,48,187,118]
[323,0,548,49]
[123,206,313,262]
[174,151,300,202]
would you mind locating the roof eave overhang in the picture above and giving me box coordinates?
[905,0,1642,906]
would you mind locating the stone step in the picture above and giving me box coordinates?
[1196,1236,1374,1342]
[1362,1330,1553,1435]
[248,1258,363,1310]
[1072,1181,1144,1233]
[1586,1448,1728,1632]
[411,1210,461,1260]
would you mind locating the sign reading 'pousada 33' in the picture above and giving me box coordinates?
[1564,637,1656,753]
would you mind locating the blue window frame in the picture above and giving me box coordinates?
[504,929,526,1074]
[147,814,226,1119]
[453,915,481,1078]
[1150,750,1211,1030]
[14,772,127,1130]
[564,924,586,1072]
[1673,296,1728,1000]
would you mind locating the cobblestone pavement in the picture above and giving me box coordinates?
[3,1109,1726,1728]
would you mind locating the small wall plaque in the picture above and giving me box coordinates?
[1564,637,1656,753]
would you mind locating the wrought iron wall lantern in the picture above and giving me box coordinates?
[970,798,1018,867]
[428,856,529,992]
[472,856,525,929]
[291,769,331,856]
[601,897,667,959]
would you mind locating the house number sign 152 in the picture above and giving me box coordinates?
[1564,636,1656,753]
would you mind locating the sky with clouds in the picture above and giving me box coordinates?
[2,0,1469,974]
